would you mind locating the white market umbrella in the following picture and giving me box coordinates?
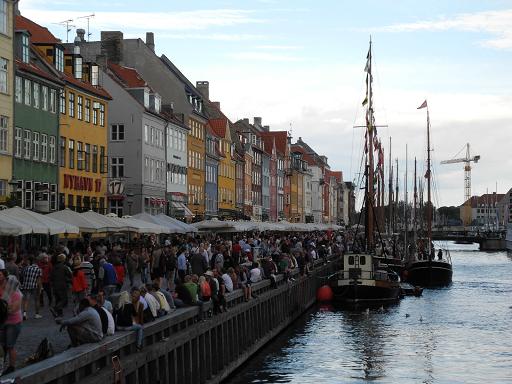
[81,210,132,232]
[0,215,32,236]
[48,209,108,233]
[192,219,236,231]
[0,207,78,235]
[113,216,170,234]
[133,212,186,234]
[156,214,197,233]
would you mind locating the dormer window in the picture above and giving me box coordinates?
[154,94,161,113]
[144,88,150,108]
[74,57,82,79]
[21,34,29,63]
[55,47,64,72]
[90,64,98,86]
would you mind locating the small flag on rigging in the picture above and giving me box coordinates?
[417,100,428,109]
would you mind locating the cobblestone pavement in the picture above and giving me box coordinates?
[7,271,164,370]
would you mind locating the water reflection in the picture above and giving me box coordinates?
[226,244,512,384]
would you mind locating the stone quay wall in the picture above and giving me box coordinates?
[7,257,339,384]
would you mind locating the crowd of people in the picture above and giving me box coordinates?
[0,230,345,376]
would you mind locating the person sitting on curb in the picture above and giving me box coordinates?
[56,298,103,347]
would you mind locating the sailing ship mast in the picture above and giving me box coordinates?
[418,100,432,257]
[404,144,408,262]
[365,39,375,250]
[388,137,393,235]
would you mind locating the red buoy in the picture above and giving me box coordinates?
[317,285,334,302]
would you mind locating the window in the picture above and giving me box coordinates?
[68,92,75,118]
[93,106,97,125]
[42,86,48,110]
[41,134,48,162]
[59,136,65,167]
[110,200,123,217]
[15,128,22,157]
[0,0,7,34]
[92,145,98,173]
[76,141,83,170]
[111,124,124,141]
[32,131,39,161]
[91,65,98,86]
[55,48,64,72]
[74,57,82,79]
[144,124,148,143]
[144,157,149,181]
[0,57,7,94]
[67,194,73,209]
[99,104,105,126]
[32,83,40,109]
[15,76,22,103]
[144,88,149,107]
[0,115,7,152]
[23,129,31,159]
[77,95,83,120]
[21,34,29,63]
[111,157,124,178]
[59,89,65,114]
[84,144,90,171]
[24,79,31,105]
[85,99,90,122]
[100,146,106,173]
[0,179,6,197]
[50,89,56,113]
[150,159,155,182]
[68,139,74,169]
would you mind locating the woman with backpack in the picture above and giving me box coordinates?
[0,272,23,375]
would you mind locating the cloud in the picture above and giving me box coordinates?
[20,8,264,32]
[376,9,512,49]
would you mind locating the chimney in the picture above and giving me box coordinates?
[196,81,209,100]
[212,101,220,110]
[253,117,262,126]
[242,118,249,124]
[101,31,123,64]
[76,28,86,42]
[95,54,107,69]
[263,125,270,132]
[146,32,155,52]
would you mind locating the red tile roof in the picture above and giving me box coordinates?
[16,59,63,85]
[291,144,316,166]
[63,72,111,99]
[261,134,274,156]
[209,118,227,138]
[15,15,61,44]
[261,131,288,156]
[464,193,505,208]
[108,62,147,88]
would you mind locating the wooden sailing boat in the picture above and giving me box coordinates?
[329,39,401,307]
[405,101,453,287]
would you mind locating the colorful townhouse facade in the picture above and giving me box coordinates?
[16,16,111,213]
[0,0,14,202]
[13,26,62,212]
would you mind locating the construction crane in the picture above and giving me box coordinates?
[441,143,480,226]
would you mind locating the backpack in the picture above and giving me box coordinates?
[0,298,8,323]
[200,281,211,299]
[27,337,54,364]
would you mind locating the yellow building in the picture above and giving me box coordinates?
[187,116,206,217]
[0,0,14,201]
[19,16,111,212]
[210,117,236,218]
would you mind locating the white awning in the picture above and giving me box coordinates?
[132,212,187,234]
[0,207,79,235]
[48,209,109,233]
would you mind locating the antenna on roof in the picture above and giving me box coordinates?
[288,122,293,139]
[77,13,95,42]
[54,19,75,43]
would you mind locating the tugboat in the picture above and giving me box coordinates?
[405,101,452,287]
[329,39,401,307]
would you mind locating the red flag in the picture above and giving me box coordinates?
[417,100,428,109]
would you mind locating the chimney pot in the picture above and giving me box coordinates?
[196,81,209,100]
[253,117,262,126]
[146,32,155,52]
[76,29,86,42]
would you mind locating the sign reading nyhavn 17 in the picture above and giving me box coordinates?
[63,174,102,192]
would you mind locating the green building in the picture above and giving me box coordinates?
[13,28,62,212]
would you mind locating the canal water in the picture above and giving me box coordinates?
[226,242,512,384]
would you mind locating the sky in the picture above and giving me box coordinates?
[19,0,512,207]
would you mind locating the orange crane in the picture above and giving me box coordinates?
[440,143,480,226]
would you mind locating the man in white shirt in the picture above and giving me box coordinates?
[221,272,234,293]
